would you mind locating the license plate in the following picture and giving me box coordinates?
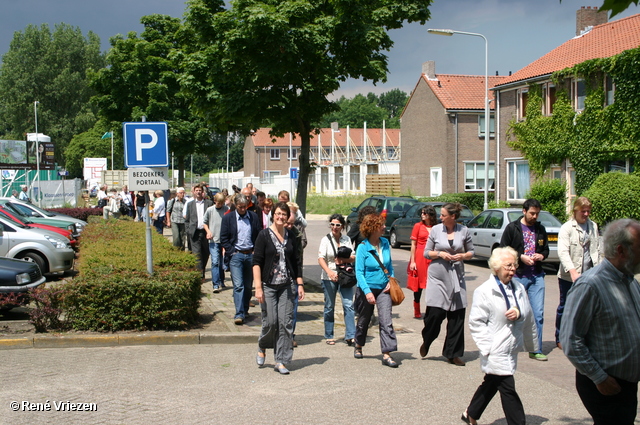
[548,234,558,242]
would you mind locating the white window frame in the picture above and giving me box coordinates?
[478,115,496,138]
[605,75,615,106]
[573,79,586,111]
[517,88,529,120]
[270,148,280,160]
[464,161,495,191]
[506,159,530,202]
[430,167,442,197]
[262,170,280,184]
[287,148,298,160]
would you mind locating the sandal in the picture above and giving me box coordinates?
[326,339,336,345]
[345,339,354,346]
[354,347,363,359]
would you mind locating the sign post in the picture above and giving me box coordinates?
[123,122,169,275]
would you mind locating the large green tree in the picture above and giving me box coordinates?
[318,89,408,128]
[0,23,105,164]
[182,0,431,214]
[90,14,218,186]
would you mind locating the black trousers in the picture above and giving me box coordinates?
[576,370,638,425]
[190,229,210,277]
[467,374,525,425]
[421,306,465,359]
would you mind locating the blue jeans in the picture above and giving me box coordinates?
[208,242,224,288]
[555,278,573,345]
[322,279,356,340]
[229,252,253,320]
[513,273,545,354]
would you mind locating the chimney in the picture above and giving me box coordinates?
[576,6,608,36]
[422,61,436,80]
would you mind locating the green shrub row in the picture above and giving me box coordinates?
[48,207,103,222]
[31,220,201,332]
[583,172,640,228]
[417,193,495,213]
[527,179,568,222]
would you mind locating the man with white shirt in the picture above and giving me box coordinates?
[185,184,213,280]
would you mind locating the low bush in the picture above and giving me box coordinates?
[527,179,567,222]
[582,172,640,228]
[48,207,103,222]
[31,219,201,332]
[29,286,67,332]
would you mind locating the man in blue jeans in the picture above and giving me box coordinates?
[500,198,549,361]
[203,193,229,293]
[220,193,261,325]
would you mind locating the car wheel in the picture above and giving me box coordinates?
[18,252,47,274]
[390,230,400,248]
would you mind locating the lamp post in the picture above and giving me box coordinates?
[34,101,40,206]
[428,29,490,210]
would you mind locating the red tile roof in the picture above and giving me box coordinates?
[249,128,401,148]
[424,74,505,110]
[497,13,640,87]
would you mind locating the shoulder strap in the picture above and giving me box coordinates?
[370,249,391,277]
[326,234,337,258]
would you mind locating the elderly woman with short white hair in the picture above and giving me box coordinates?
[461,247,538,425]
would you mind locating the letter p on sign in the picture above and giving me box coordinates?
[123,122,169,168]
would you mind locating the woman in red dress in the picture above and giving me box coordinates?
[409,205,437,318]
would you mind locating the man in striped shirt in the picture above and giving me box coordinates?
[561,218,640,425]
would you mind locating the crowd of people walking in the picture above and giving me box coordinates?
[97,183,640,424]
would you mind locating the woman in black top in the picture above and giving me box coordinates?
[253,202,305,375]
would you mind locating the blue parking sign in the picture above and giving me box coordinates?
[123,122,169,168]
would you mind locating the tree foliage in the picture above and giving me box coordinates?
[0,23,105,164]
[90,14,218,186]
[509,47,640,196]
[318,89,408,128]
[583,172,640,227]
[182,0,432,214]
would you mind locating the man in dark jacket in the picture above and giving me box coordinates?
[220,193,262,325]
[185,184,213,279]
[500,198,549,362]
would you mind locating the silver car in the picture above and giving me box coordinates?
[0,198,87,235]
[467,208,561,263]
[0,215,75,273]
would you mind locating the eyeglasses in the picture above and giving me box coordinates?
[330,223,343,227]
[502,263,517,270]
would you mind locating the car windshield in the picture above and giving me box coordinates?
[507,211,562,227]
[0,213,28,229]
[16,202,56,217]
[460,208,475,219]
[1,203,30,219]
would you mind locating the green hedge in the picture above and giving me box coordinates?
[417,193,495,212]
[582,172,640,228]
[527,179,567,222]
[37,220,201,332]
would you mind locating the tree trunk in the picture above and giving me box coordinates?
[296,121,312,216]
[177,155,185,187]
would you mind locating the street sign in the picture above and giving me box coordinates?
[57,170,69,176]
[289,167,299,179]
[123,122,169,168]
[128,167,169,191]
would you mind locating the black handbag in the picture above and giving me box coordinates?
[326,234,357,288]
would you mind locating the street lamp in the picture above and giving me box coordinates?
[34,101,40,206]
[428,29,491,210]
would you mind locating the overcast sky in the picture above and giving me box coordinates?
[1,0,638,99]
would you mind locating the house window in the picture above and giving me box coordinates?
[507,160,530,201]
[574,79,586,111]
[478,115,496,137]
[464,162,495,191]
[270,149,280,160]
[262,170,280,184]
[518,88,529,120]
[287,148,298,160]
[543,83,556,115]
[605,75,615,106]
[604,158,635,173]
[335,167,344,190]
[430,167,442,197]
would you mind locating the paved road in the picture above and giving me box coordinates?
[1,216,637,424]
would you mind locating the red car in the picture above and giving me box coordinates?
[0,206,77,248]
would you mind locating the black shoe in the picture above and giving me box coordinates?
[419,343,427,358]
[382,356,398,368]
[354,347,363,359]
[345,338,354,346]
[448,357,466,366]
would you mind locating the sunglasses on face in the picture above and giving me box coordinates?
[330,223,342,227]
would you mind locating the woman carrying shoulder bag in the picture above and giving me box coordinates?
[353,213,398,368]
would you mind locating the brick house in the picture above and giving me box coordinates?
[244,127,401,195]
[494,8,640,204]
[400,61,504,197]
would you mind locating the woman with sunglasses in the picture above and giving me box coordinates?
[409,205,437,318]
[318,213,356,345]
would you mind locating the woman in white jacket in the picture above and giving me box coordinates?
[461,247,538,425]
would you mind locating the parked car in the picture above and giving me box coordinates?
[0,215,75,274]
[0,256,46,310]
[466,208,561,263]
[0,198,86,236]
[0,206,77,248]
[345,195,419,238]
[388,202,475,248]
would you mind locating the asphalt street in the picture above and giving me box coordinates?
[1,216,638,424]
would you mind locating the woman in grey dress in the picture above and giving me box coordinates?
[419,203,474,366]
